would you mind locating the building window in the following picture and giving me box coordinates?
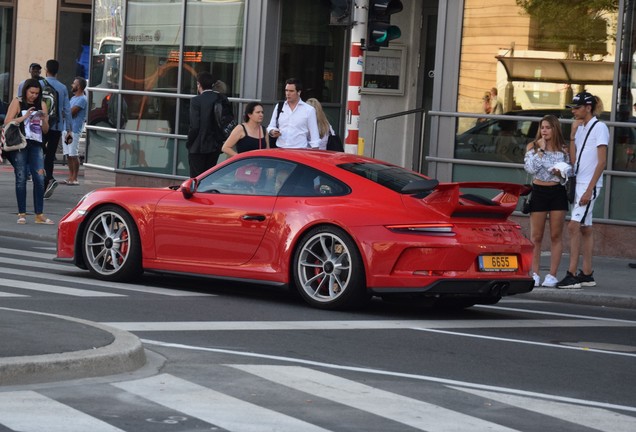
[0,5,14,103]
[278,0,346,105]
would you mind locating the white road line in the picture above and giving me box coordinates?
[0,391,125,432]
[113,373,333,432]
[0,279,124,297]
[0,291,28,297]
[478,304,636,324]
[0,262,213,297]
[451,387,636,432]
[142,339,636,414]
[233,365,518,432]
[411,327,636,358]
[0,255,75,271]
[106,318,635,332]
[0,247,55,260]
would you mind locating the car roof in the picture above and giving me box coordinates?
[231,148,387,168]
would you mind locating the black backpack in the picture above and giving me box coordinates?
[41,79,59,126]
[212,92,237,143]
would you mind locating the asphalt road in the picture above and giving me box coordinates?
[1,236,635,432]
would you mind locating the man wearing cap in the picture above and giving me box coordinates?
[17,63,42,96]
[557,92,609,289]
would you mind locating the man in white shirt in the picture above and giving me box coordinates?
[557,92,609,289]
[267,78,320,149]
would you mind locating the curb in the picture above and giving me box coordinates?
[0,308,146,386]
[519,290,636,310]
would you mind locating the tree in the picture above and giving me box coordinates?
[516,0,619,59]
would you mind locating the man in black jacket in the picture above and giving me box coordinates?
[187,71,222,177]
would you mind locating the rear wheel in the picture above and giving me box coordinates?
[293,226,368,310]
[82,205,142,281]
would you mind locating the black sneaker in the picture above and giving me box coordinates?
[44,179,58,199]
[576,270,596,287]
[557,271,582,289]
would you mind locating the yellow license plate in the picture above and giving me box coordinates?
[478,255,518,272]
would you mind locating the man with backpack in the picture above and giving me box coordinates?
[186,71,225,177]
[41,59,73,199]
[267,78,320,149]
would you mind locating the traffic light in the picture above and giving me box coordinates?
[366,0,403,51]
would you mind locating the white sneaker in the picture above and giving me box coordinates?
[532,273,540,287]
[542,274,559,288]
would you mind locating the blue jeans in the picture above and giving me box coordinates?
[5,140,45,214]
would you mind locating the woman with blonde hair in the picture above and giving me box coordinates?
[306,98,334,150]
[524,115,571,288]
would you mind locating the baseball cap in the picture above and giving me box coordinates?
[29,63,42,70]
[566,92,594,108]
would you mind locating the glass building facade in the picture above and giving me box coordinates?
[87,0,346,178]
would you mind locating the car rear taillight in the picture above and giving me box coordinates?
[386,224,455,236]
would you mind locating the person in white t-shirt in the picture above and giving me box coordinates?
[557,92,609,289]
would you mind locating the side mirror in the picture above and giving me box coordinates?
[181,178,197,199]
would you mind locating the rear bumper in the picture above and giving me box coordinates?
[370,278,534,297]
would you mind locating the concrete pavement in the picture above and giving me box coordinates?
[0,159,635,386]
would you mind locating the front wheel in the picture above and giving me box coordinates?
[292,226,368,310]
[82,205,142,281]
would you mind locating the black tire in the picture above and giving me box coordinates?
[82,205,142,281]
[292,225,368,310]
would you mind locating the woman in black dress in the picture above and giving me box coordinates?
[222,102,270,157]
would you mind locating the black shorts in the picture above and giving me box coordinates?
[530,183,569,212]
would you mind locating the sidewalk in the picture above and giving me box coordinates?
[0,161,635,386]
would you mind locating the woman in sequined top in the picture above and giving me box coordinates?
[524,115,571,288]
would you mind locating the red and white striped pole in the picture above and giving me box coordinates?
[344,1,367,154]
[345,43,363,154]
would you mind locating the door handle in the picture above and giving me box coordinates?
[241,214,266,222]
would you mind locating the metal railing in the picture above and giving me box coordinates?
[371,108,427,159]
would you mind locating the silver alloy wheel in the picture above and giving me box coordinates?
[84,210,132,276]
[297,232,352,303]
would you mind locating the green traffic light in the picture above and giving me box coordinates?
[372,25,401,44]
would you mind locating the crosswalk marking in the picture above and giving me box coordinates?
[106,318,636,332]
[231,365,519,432]
[0,255,72,272]
[0,291,28,297]
[0,370,633,431]
[0,266,212,297]
[0,391,125,432]
[451,387,636,432]
[0,248,216,297]
[113,373,333,432]
[0,279,124,297]
[0,248,55,260]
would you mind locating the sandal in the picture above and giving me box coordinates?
[35,214,55,225]
[17,213,27,224]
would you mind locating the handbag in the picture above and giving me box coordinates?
[568,120,598,204]
[522,193,531,214]
[235,163,262,184]
[327,132,344,152]
[1,121,27,152]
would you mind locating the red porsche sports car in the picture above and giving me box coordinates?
[56,149,534,309]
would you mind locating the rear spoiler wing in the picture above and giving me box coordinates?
[405,181,531,219]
